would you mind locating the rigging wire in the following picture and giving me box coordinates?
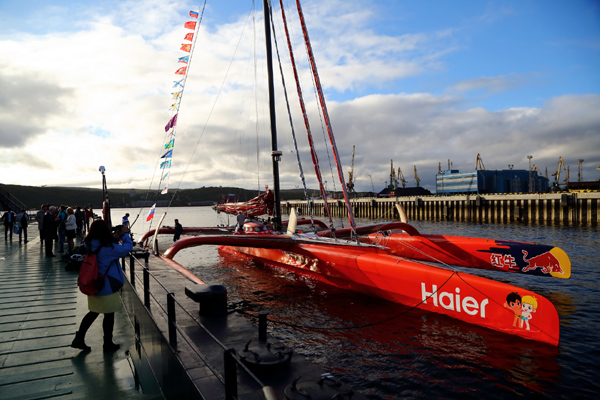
[270,0,315,230]
[277,0,335,230]
[294,0,357,236]
[252,0,262,194]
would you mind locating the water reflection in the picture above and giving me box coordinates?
[122,207,599,399]
[188,249,563,398]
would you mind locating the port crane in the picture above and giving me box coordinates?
[389,160,396,189]
[551,157,567,189]
[475,153,486,170]
[346,145,355,193]
[398,167,406,188]
[414,165,421,187]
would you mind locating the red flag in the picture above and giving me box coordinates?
[165,113,178,132]
[180,44,191,52]
[175,66,187,75]
[184,32,193,41]
[184,21,196,30]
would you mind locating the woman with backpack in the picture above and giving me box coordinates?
[71,220,132,352]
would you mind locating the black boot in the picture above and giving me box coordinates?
[71,331,91,352]
[103,337,120,352]
[102,312,119,352]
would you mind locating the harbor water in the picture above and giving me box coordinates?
[122,206,599,399]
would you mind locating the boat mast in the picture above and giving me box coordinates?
[263,0,282,232]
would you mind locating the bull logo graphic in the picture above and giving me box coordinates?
[522,250,564,275]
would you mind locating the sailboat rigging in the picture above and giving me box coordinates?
[140,0,569,346]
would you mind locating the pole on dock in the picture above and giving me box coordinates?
[224,348,238,400]
[129,255,136,288]
[259,311,268,342]
[167,293,177,348]
[143,268,150,308]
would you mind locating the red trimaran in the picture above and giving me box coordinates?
[143,0,570,346]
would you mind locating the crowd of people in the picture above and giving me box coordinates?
[2,209,28,243]
[35,204,95,257]
[3,204,91,256]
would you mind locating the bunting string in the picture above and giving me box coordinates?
[156,8,202,197]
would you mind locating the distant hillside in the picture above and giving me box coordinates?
[0,184,357,211]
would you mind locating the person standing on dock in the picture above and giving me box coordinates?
[2,210,15,240]
[57,205,67,252]
[173,219,183,241]
[71,221,132,352]
[15,209,28,244]
[75,206,84,235]
[42,206,57,257]
[84,206,93,234]
[36,205,47,246]
[65,207,77,252]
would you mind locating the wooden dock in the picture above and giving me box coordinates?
[0,231,362,400]
[282,192,600,226]
[0,236,159,399]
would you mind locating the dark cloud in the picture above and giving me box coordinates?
[302,93,600,191]
[0,69,73,147]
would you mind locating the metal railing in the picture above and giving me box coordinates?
[0,186,28,213]
[123,253,278,400]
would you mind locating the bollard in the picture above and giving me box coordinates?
[259,311,268,341]
[167,293,177,348]
[224,348,238,400]
[260,386,279,400]
[143,268,150,308]
[184,284,228,316]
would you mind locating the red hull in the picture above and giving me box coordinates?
[363,232,571,278]
[161,234,559,345]
[218,243,558,346]
[322,222,571,279]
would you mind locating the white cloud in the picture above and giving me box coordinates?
[0,0,597,194]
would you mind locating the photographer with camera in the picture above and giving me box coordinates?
[71,220,132,352]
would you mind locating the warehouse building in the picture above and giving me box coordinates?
[436,169,549,195]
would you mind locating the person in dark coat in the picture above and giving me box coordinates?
[42,206,58,257]
[15,210,28,243]
[2,210,15,240]
[173,219,183,241]
[75,206,84,235]
[36,204,47,246]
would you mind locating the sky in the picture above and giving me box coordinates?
[1,0,599,195]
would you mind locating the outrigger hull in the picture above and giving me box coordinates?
[164,235,560,346]
[322,222,571,279]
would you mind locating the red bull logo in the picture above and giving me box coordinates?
[522,250,563,274]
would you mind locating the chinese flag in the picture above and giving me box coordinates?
[184,21,196,30]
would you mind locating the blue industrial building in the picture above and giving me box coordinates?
[436,169,550,195]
